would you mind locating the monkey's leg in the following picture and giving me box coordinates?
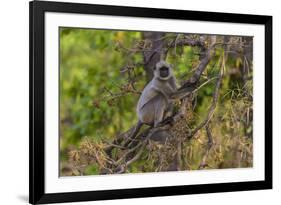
[153,97,166,128]
[149,98,174,142]
[162,102,176,125]
[164,103,174,118]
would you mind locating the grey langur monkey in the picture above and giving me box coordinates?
[128,60,178,140]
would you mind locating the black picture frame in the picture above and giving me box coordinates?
[29,0,272,204]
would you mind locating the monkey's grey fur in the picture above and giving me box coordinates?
[137,61,177,126]
[129,61,178,142]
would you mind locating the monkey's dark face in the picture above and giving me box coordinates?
[159,66,169,78]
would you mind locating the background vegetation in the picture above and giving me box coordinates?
[59,28,253,176]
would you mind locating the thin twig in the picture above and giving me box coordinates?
[198,124,214,169]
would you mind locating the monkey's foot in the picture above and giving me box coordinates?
[162,116,175,126]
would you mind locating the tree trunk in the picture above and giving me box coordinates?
[142,32,165,81]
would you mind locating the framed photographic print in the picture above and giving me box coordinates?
[29,0,272,204]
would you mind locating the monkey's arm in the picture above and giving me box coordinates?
[138,86,161,110]
[169,86,196,100]
[154,83,175,100]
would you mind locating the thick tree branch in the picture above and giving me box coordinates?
[189,54,224,138]
[180,36,217,89]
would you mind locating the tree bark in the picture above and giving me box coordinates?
[142,32,165,81]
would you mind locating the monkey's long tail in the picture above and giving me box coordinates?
[124,121,143,147]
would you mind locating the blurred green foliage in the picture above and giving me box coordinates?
[60,28,253,175]
[60,28,142,146]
